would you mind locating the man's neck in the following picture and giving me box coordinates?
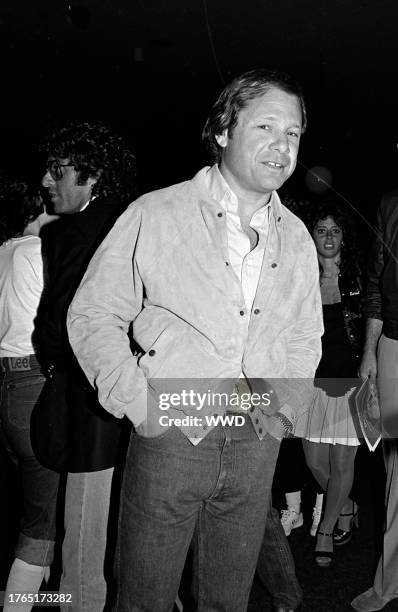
[237,196,270,221]
[217,164,272,220]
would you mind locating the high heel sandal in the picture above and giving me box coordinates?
[314,530,333,567]
[333,501,359,546]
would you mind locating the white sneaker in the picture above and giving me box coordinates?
[310,506,322,536]
[280,508,303,536]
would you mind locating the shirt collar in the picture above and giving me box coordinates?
[206,164,284,223]
[79,194,97,212]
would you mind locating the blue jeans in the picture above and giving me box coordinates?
[0,356,59,566]
[116,421,280,612]
[256,505,303,610]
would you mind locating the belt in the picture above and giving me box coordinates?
[0,354,39,372]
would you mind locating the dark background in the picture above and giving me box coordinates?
[1,3,397,607]
[1,0,398,220]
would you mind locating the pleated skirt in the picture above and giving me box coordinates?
[294,386,361,446]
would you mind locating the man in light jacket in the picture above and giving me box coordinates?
[68,69,323,611]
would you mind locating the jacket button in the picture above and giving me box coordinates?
[277,216,281,222]
[240,310,245,316]
[217,212,223,218]
[225,261,229,266]
[253,308,260,315]
[271,263,277,268]
[258,428,263,434]
[148,349,156,356]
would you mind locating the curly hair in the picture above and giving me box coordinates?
[306,196,360,273]
[40,121,136,203]
[202,68,307,164]
[0,176,43,245]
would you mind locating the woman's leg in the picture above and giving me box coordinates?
[302,441,331,558]
[316,444,358,558]
[302,440,330,491]
[320,444,358,532]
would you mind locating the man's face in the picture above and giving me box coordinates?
[217,87,302,200]
[41,158,97,214]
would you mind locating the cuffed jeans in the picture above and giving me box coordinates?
[60,468,114,612]
[115,420,280,612]
[256,504,303,610]
[0,357,59,566]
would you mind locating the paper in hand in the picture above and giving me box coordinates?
[355,377,382,452]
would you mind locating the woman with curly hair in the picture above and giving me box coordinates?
[295,196,363,568]
[0,177,59,611]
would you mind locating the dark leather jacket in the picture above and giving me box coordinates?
[339,262,363,361]
[362,189,398,340]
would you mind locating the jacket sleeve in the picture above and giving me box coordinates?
[67,203,148,427]
[362,204,384,321]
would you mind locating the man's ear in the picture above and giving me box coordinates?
[86,170,102,188]
[87,176,97,188]
[215,129,228,149]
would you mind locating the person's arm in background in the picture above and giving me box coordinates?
[360,203,385,380]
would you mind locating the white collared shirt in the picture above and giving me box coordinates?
[207,164,276,313]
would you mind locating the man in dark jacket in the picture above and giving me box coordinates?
[35,121,136,611]
[351,189,398,611]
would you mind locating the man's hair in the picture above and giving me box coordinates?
[0,176,43,244]
[40,120,137,202]
[202,68,307,163]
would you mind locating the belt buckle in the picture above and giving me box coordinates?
[8,356,31,372]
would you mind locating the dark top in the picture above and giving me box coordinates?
[35,196,130,472]
[363,188,398,339]
[315,277,362,398]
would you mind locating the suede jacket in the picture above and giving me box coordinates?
[67,167,323,442]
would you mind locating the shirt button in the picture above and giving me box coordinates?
[148,349,156,356]
[225,261,229,266]
[277,216,281,222]
[253,308,260,315]
[258,428,263,434]
[217,212,223,218]
[271,263,277,268]
[255,418,259,424]
[240,310,245,316]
